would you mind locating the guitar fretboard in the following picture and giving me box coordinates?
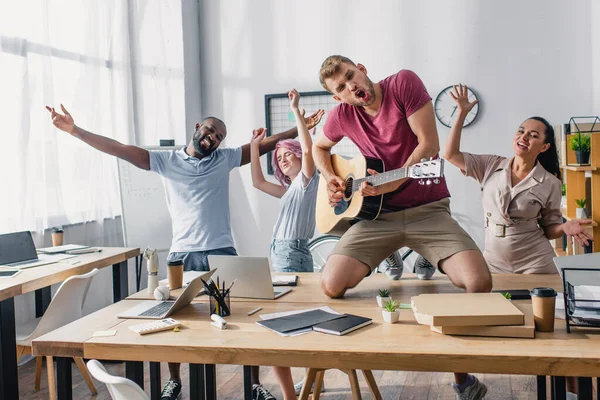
[351,167,408,193]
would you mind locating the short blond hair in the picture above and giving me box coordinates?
[319,55,356,92]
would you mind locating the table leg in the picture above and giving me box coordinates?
[189,363,206,400]
[136,255,142,292]
[150,362,161,400]
[35,286,51,317]
[0,297,18,400]
[56,357,72,400]
[536,375,547,400]
[577,377,592,400]
[551,376,566,400]
[205,364,216,400]
[126,361,144,390]
[243,365,252,400]
[112,261,129,302]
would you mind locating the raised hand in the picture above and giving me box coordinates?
[288,88,300,110]
[303,109,325,130]
[46,104,75,134]
[251,128,267,146]
[449,84,478,115]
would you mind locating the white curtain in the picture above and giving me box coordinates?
[0,0,185,234]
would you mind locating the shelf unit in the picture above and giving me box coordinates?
[559,118,600,253]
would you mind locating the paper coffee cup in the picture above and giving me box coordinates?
[530,287,557,332]
[167,260,184,290]
[51,228,64,247]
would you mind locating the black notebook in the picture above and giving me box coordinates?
[312,313,373,336]
[257,309,344,335]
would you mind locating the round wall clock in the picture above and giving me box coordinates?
[434,85,480,128]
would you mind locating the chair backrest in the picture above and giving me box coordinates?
[86,359,149,400]
[28,268,99,340]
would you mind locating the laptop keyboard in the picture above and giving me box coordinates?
[139,301,173,317]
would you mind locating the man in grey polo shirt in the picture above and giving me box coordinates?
[47,104,324,400]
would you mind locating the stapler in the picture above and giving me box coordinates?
[210,314,227,330]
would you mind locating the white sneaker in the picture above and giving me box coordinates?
[414,255,435,280]
[294,380,325,395]
[451,375,487,400]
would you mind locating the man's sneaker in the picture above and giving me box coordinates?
[451,375,488,400]
[252,384,276,400]
[382,251,404,280]
[414,255,435,280]
[294,380,325,395]
[160,380,182,400]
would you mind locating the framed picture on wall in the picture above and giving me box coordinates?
[264,90,360,175]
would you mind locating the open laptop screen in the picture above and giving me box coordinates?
[0,231,38,265]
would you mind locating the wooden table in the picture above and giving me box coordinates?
[0,247,140,400]
[33,272,600,400]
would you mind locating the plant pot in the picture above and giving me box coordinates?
[376,296,391,307]
[575,151,590,165]
[576,208,587,219]
[382,310,400,323]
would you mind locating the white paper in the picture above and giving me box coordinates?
[272,275,297,284]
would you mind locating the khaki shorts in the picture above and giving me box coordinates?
[330,198,480,272]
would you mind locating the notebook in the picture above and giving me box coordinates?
[272,275,298,286]
[256,309,344,335]
[312,313,373,336]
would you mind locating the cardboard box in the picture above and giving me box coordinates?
[430,302,535,339]
[411,293,524,327]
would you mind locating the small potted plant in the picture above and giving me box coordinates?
[382,300,400,323]
[570,133,591,165]
[575,198,587,219]
[376,289,392,307]
[501,292,512,301]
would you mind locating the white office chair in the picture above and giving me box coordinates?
[16,268,99,399]
[87,359,149,400]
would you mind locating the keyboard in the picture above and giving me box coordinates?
[139,301,173,317]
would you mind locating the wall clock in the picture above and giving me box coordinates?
[434,85,479,128]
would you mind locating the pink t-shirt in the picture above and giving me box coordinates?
[323,69,450,210]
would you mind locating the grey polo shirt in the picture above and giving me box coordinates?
[149,146,242,253]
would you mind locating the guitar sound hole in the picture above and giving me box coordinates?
[344,178,353,199]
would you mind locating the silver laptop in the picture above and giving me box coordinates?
[0,231,66,269]
[208,255,292,299]
[553,253,600,286]
[118,269,216,319]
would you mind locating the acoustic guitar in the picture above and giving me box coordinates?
[316,154,445,234]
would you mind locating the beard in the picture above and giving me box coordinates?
[356,79,376,107]
[193,134,215,157]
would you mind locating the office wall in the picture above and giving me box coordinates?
[593,1,600,114]
[198,0,595,254]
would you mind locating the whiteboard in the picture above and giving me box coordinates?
[117,147,175,252]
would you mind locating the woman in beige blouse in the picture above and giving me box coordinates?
[443,84,591,274]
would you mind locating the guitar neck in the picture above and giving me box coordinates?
[351,167,407,192]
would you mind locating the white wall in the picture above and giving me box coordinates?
[593,1,600,114]
[198,0,595,253]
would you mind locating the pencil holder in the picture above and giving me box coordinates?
[209,293,231,317]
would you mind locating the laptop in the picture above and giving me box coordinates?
[553,253,600,287]
[207,255,292,299]
[118,269,216,319]
[0,231,71,269]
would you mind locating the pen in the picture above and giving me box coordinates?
[247,307,262,316]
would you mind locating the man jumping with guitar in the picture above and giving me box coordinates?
[313,55,491,400]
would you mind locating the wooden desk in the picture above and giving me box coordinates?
[0,247,140,400]
[126,272,563,304]
[34,273,599,400]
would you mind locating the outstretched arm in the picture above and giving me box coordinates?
[250,128,286,198]
[288,89,316,181]
[442,84,479,172]
[544,220,592,246]
[240,109,324,166]
[46,105,150,170]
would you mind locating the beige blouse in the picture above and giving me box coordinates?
[463,153,563,274]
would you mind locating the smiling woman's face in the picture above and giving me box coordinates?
[276,146,301,178]
[513,119,550,158]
